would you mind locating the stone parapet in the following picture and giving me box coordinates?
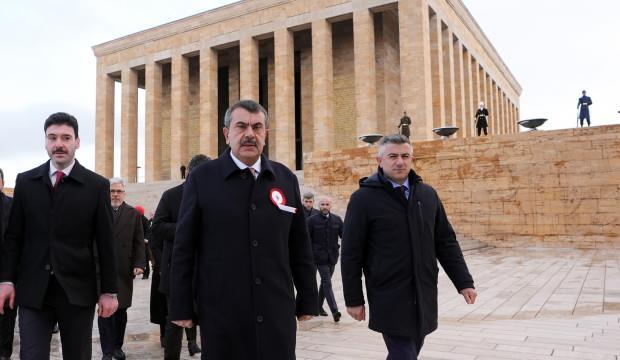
[304,125,620,248]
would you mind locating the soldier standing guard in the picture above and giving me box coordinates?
[577,90,593,127]
[398,111,411,138]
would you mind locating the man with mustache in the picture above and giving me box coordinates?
[169,100,318,360]
[0,112,118,359]
[341,134,476,360]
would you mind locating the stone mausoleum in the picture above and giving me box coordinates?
[93,0,521,182]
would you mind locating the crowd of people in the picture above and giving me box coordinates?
[0,100,478,360]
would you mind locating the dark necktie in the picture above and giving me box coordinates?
[53,171,64,191]
[398,185,408,200]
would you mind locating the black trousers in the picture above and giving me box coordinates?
[98,307,128,355]
[382,334,418,360]
[164,296,197,359]
[19,276,95,360]
[317,263,338,313]
[477,126,488,136]
[0,304,17,357]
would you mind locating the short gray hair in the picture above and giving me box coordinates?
[303,192,314,200]
[224,100,269,128]
[109,177,125,187]
[378,134,412,157]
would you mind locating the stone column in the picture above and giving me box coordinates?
[453,38,465,138]
[463,48,473,138]
[471,59,480,136]
[170,53,189,180]
[95,62,115,178]
[441,25,455,128]
[200,47,219,158]
[502,92,508,134]
[312,19,334,150]
[239,37,259,101]
[120,67,138,183]
[492,82,499,134]
[429,13,445,132]
[274,28,296,169]
[145,61,162,182]
[353,8,377,138]
[399,0,433,140]
[484,74,491,132]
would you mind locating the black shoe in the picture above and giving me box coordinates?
[332,311,341,323]
[319,308,328,316]
[102,355,113,360]
[112,349,126,360]
[188,340,202,356]
[52,324,59,333]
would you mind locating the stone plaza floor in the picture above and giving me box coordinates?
[12,247,620,359]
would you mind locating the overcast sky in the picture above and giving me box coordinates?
[1,0,619,188]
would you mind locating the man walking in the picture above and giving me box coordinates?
[0,112,118,359]
[169,100,318,359]
[152,154,209,359]
[98,178,145,360]
[341,134,477,359]
[302,192,320,219]
[0,168,15,360]
[307,197,343,321]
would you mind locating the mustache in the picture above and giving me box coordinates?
[241,139,258,147]
[53,148,67,154]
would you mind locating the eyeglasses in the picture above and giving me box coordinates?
[110,190,125,194]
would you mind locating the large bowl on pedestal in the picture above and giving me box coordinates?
[432,126,459,139]
[358,134,383,146]
[518,118,547,130]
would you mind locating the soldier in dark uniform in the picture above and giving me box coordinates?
[398,111,412,138]
[169,100,318,360]
[475,102,489,136]
[577,90,593,127]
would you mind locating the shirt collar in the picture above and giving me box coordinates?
[387,178,410,191]
[49,159,76,177]
[229,152,261,174]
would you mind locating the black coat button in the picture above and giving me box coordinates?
[255,278,262,285]
[256,315,263,323]
[250,204,256,210]
[252,240,258,247]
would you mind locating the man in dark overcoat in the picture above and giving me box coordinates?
[0,112,118,359]
[577,90,593,127]
[341,134,477,360]
[169,100,318,360]
[0,168,16,360]
[152,154,210,359]
[98,177,145,360]
[307,196,343,321]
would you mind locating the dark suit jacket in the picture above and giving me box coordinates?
[169,148,318,360]
[307,212,343,265]
[151,183,183,295]
[113,202,145,309]
[0,160,117,308]
[0,192,12,242]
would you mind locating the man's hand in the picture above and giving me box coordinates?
[346,305,365,321]
[133,267,144,276]
[460,288,477,304]
[97,294,118,318]
[172,320,193,328]
[296,315,313,322]
[0,284,15,314]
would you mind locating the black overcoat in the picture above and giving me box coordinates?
[113,202,145,309]
[578,95,592,119]
[475,108,489,128]
[341,168,474,345]
[0,160,117,308]
[307,213,343,265]
[169,149,318,360]
[0,192,12,241]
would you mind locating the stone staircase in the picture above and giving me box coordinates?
[122,171,489,252]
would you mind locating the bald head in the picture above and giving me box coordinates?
[318,196,332,215]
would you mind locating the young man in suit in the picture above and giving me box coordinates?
[98,178,145,360]
[0,112,118,360]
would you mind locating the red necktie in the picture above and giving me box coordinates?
[53,171,65,191]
